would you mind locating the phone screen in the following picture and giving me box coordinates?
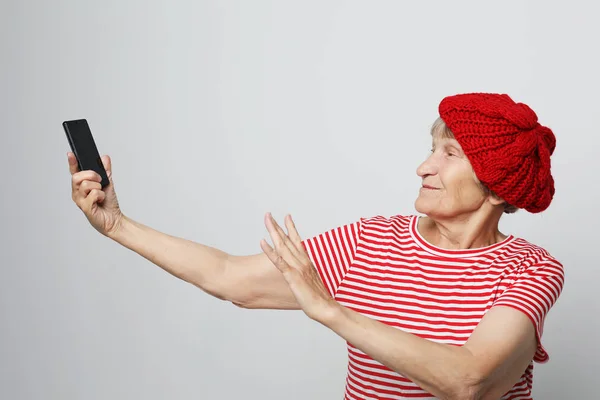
[63,119,109,187]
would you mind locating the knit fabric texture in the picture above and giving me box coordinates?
[438,93,556,213]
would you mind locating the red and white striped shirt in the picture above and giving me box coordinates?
[301,214,564,400]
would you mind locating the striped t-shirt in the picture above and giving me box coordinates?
[301,214,565,400]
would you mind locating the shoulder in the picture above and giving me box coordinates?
[359,213,415,226]
[507,237,565,282]
[353,214,417,247]
[509,237,562,265]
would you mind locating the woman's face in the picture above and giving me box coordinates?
[414,135,488,218]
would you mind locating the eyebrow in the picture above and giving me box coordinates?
[446,143,463,154]
[432,140,464,155]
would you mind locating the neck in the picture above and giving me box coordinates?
[419,208,506,250]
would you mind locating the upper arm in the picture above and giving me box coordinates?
[462,257,564,398]
[462,306,538,399]
[221,217,363,310]
[223,252,301,310]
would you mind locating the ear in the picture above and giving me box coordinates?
[487,191,507,207]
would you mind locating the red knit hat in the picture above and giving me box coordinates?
[438,93,556,213]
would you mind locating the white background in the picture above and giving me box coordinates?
[1,1,597,398]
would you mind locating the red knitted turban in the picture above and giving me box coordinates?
[438,93,556,213]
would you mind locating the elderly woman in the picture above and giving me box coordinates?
[67,93,564,400]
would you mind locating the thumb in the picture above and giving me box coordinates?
[101,155,112,177]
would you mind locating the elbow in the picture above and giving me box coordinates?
[188,279,230,302]
[445,370,488,400]
[227,292,271,309]
[447,387,482,400]
[445,385,483,400]
[231,299,254,309]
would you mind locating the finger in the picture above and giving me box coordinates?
[82,188,103,214]
[269,214,297,252]
[97,188,107,203]
[73,170,102,185]
[285,214,303,248]
[265,213,302,263]
[260,238,291,273]
[277,215,306,260]
[72,171,102,194]
[284,214,311,263]
[79,180,103,198]
[264,213,287,249]
[67,152,80,175]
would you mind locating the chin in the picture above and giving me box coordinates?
[414,198,431,215]
[414,198,456,219]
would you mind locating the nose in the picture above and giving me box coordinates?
[416,152,438,178]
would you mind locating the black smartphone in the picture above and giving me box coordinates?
[63,119,110,188]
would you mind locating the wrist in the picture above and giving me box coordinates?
[316,300,346,328]
[107,213,130,242]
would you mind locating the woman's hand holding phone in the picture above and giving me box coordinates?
[68,152,124,237]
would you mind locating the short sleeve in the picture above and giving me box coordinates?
[301,218,363,297]
[491,256,565,363]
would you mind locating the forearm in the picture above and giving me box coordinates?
[325,305,480,400]
[109,215,230,299]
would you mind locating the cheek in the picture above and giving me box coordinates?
[446,165,482,198]
[458,178,485,201]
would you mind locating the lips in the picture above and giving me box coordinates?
[422,185,440,190]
